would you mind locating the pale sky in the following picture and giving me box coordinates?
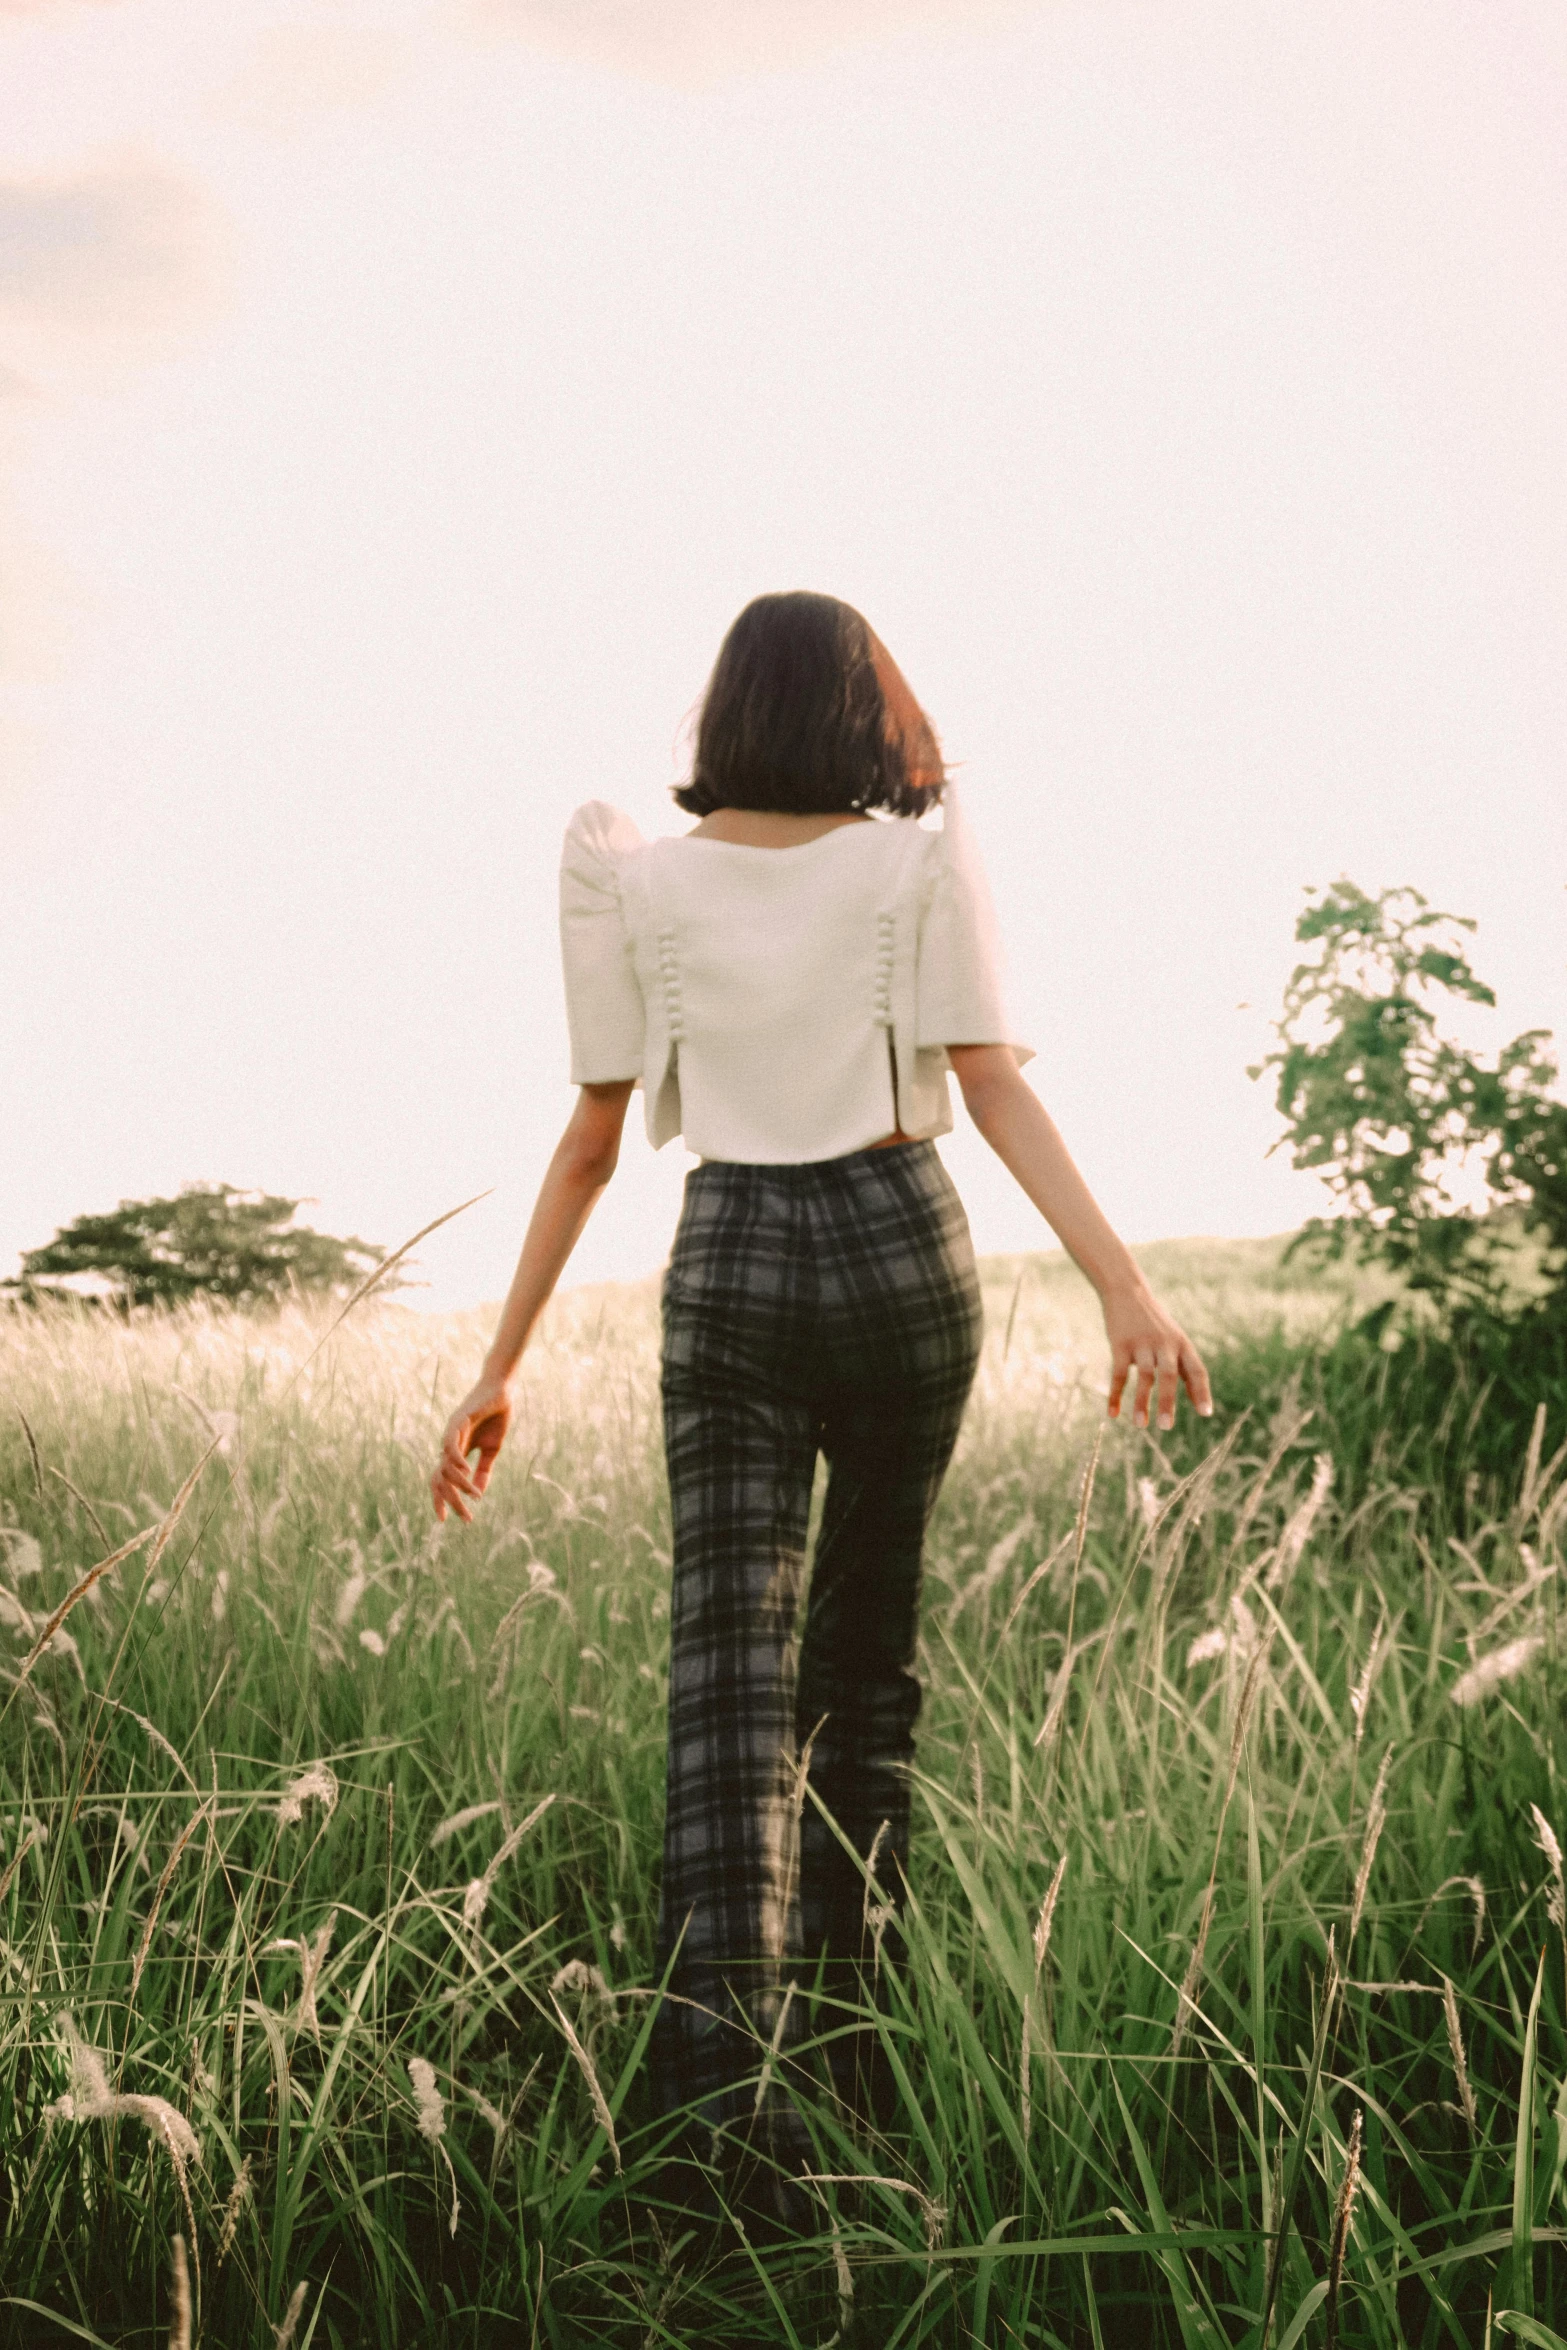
[2,0,1564,1309]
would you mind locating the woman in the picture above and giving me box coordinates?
[430,591,1211,2227]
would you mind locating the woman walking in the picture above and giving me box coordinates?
[430,591,1211,2231]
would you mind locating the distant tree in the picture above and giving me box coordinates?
[7,1184,390,1310]
[1254,880,1567,1330]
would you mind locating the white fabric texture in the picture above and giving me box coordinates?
[559,788,1032,1164]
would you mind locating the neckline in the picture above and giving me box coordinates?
[673,819,892,857]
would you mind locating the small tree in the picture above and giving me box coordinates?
[1253,880,1567,1329]
[8,1184,389,1310]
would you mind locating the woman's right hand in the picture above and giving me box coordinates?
[431,1375,514,1523]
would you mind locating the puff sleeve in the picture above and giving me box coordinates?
[560,801,646,1084]
[914,786,1033,1062]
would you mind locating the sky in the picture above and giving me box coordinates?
[2,0,1564,1310]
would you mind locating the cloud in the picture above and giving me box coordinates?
[461,0,1030,83]
[0,158,226,680]
[0,158,223,367]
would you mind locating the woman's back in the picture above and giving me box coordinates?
[561,790,1027,1166]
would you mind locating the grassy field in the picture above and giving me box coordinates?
[2,1236,1564,2348]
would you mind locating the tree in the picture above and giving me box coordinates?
[8,1184,390,1310]
[1253,880,1567,1329]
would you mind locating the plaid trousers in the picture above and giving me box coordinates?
[652,1139,983,2167]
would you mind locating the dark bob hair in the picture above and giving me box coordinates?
[673,591,946,820]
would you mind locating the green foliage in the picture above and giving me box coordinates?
[1189,1310,1567,1524]
[1253,880,1567,1328]
[8,1182,387,1309]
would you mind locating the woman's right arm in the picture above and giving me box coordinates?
[946,1045,1212,1434]
[429,1079,636,1523]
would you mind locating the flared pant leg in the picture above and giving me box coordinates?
[794,1356,977,2112]
[654,1342,820,2151]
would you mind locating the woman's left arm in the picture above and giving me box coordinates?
[947,1045,1213,1433]
[430,1080,636,1523]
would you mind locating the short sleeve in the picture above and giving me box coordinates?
[914,786,1033,1061]
[560,801,646,1084]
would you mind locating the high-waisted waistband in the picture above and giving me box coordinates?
[688,1136,938,1187]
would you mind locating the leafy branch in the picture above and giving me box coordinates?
[1253,880,1567,1328]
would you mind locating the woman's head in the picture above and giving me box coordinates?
[673,591,945,819]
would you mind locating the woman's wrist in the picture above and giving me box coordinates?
[1093,1260,1154,1311]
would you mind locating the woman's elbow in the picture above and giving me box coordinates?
[561,1082,633,1184]
[562,1136,620,1187]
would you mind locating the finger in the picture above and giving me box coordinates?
[1132,1351,1157,1429]
[441,1478,474,1525]
[1182,1342,1214,1418]
[441,1413,479,1460]
[432,1462,475,1523]
[441,1439,480,1491]
[1107,1351,1130,1419]
[1155,1344,1180,1432]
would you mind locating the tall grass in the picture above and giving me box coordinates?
[2,1257,1564,2347]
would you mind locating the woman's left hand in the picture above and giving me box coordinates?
[431,1376,514,1523]
[1102,1283,1213,1432]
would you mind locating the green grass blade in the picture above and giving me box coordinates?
[1110,2070,1226,2350]
[1507,1949,1547,2323]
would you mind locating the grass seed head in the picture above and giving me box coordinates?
[167,2235,191,2350]
[1441,1975,1478,2138]
[1325,2105,1363,2350]
[0,1822,46,1906]
[804,2172,946,2250]
[276,1762,338,1826]
[272,2280,309,2350]
[1347,1607,1388,1749]
[262,1911,336,2039]
[1347,1744,1393,1949]
[1266,1451,1334,1593]
[549,1958,614,2013]
[409,2055,446,2142]
[217,2156,253,2264]
[550,1992,621,2172]
[862,1817,891,1912]
[47,2020,202,2243]
[15,1523,157,1683]
[461,1793,556,1935]
[334,1569,368,1627]
[1530,1804,1567,1934]
[407,2059,462,2236]
[1173,1885,1217,2061]
[1033,1851,1068,1973]
[1451,1634,1545,1707]
[430,1798,504,1847]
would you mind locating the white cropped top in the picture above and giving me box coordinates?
[559,786,1032,1165]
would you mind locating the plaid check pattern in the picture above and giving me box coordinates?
[652,1139,983,2167]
